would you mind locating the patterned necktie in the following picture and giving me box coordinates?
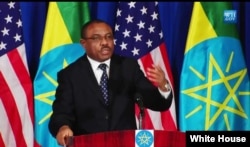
[99,63,109,105]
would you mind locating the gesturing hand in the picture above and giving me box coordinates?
[146,64,170,92]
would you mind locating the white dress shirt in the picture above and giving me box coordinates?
[87,56,110,85]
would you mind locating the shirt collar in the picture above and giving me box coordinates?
[87,56,111,70]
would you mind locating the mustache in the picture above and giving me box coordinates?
[101,46,111,50]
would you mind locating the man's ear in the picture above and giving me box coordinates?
[80,38,85,44]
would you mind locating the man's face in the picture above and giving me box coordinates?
[80,22,114,62]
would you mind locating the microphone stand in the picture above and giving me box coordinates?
[135,94,145,130]
[138,105,144,130]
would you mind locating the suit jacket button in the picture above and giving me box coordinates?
[105,115,109,120]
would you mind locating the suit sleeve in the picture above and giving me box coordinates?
[48,69,75,137]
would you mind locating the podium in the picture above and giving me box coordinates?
[68,130,186,147]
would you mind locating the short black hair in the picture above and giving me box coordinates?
[81,19,112,39]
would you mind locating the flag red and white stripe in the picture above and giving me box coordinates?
[0,2,34,147]
[0,45,34,147]
[114,2,177,130]
[137,43,177,130]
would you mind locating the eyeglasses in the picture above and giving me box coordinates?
[84,34,114,42]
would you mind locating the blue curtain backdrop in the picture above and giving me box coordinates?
[242,2,250,77]
[20,2,48,80]
[20,2,250,129]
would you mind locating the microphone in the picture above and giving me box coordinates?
[134,93,144,129]
[135,93,144,111]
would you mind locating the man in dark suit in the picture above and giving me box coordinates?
[49,19,173,146]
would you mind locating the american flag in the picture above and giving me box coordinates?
[0,2,34,147]
[114,2,177,130]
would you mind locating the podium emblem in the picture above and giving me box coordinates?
[135,130,154,147]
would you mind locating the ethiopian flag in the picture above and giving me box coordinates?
[179,2,250,131]
[34,2,90,146]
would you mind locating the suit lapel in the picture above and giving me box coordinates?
[80,55,106,105]
[108,55,122,105]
